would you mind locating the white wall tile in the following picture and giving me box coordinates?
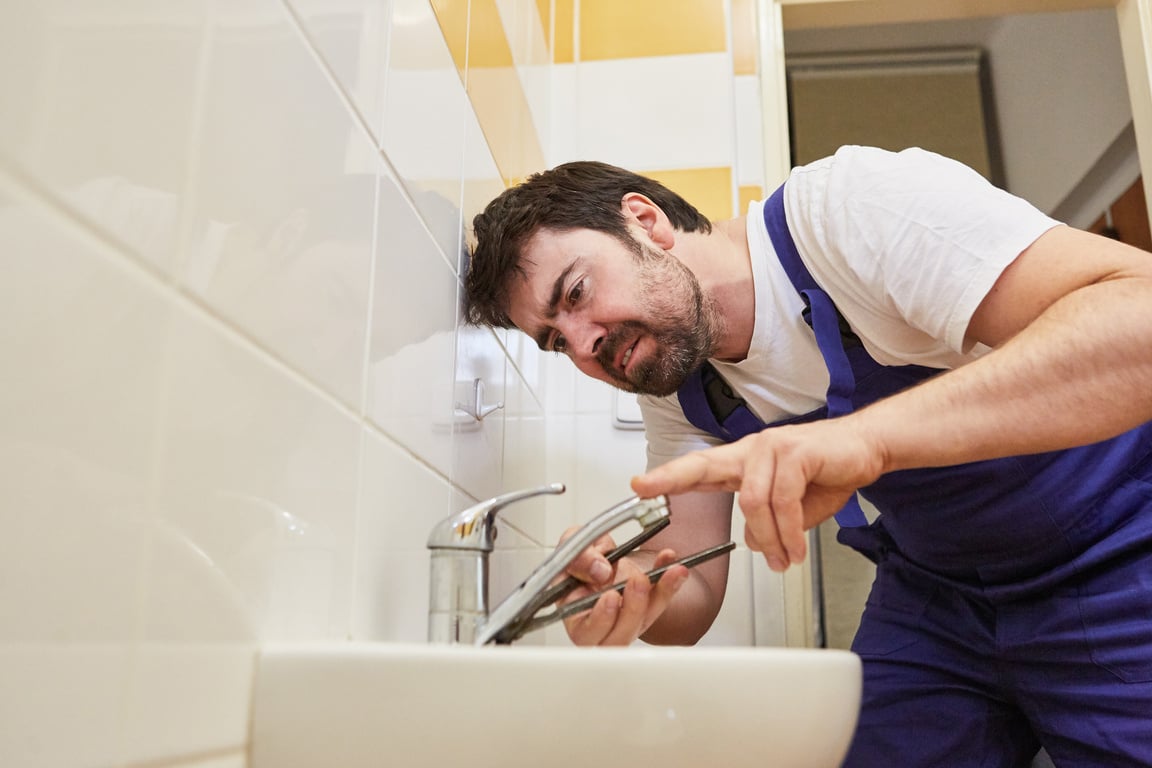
[367,172,458,477]
[352,427,452,643]
[149,304,363,645]
[0,1,209,275]
[0,185,163,649]
[286,0,394,144]
[573,54,735,169]
[450,325,508,502]
[460,93,507,273]
[381,0,468,262]
[734,74,769,190]
[180,0,376,408]
[497,362,550,545]
[495,0,552,163]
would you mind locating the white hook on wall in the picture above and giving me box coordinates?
[455,378,504,422]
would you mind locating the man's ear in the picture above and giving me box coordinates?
[621,192,676,249]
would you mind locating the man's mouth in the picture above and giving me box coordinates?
[617,338,639,377]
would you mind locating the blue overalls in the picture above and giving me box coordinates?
[678,185,1152,766]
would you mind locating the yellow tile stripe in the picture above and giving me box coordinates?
[561,0,728,63]
[553,0,575,63]
[738,184,765,215]
[644,166,735,222]
[431,0,546,186]
[731,0,757,75]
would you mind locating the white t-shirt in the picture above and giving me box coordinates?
[639,145,1062,469]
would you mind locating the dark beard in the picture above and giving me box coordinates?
[595,321,705,396]
[594,240,721,397]
[630,325,709,396]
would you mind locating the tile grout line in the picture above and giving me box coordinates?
[276,0,463,279]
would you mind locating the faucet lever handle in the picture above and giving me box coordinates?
[426,483,566,552]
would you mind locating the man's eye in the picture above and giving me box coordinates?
[567,279,584,304]
[552,334,567,354]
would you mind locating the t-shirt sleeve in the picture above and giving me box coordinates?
[786,146,1062,355]
[638,392,725,471]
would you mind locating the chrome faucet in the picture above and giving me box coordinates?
[426,484,671,646]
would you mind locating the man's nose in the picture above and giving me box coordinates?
[559,317,604,362]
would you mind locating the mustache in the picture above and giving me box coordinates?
[595,321,645,372]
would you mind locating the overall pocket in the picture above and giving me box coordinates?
[850,563,936,657]
[1079,565,1152,684]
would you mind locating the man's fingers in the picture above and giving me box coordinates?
[770,463,810,565]
[557,527,617,585]
[561,550,688,647]
[563,588,622,645]
[631,445,745,498]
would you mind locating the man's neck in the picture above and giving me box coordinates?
[677,216,756,362]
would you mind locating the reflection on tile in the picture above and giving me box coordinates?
[384,0,467,261]
[0,1,209,274]
[353,427,452,642]
[496,0,550,68]
[182,0,375,408]
[451,325,507,502]
[368,173,458,477]
[152,302,362,644]
[466,65,545,184]
[0,186,165,646]
[286,0,393,142]
[498,364,549,545]
[460,97,506,272]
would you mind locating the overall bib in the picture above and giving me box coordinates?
[677,185,1152,766]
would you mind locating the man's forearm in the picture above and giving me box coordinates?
[640,566,723,645]
[854,276,1152,475]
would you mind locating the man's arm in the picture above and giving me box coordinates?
[559,489,734,646]
[633,225,1152,571]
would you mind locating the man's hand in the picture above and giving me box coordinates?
[631,420,885,571]
[555,528,689,646]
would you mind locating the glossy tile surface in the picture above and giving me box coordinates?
[353,428,451,643]
[0,1,209,274]
[0,179,164,767]
[367,172,458,478]
[450,324,508,502]
[287,0,394,142]
[148,303,362,645]
[180,0,375,408]
[383,0,468,261]
[572,54,734,169]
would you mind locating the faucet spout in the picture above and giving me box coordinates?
[427,484,566,644]
[475,495,670,646]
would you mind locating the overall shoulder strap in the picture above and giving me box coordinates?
[676,183,868,527]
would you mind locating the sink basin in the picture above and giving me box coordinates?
[250,643,861,768]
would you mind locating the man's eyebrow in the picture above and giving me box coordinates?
[531,261,577,350]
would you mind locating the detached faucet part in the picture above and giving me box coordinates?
[425,485,673,646]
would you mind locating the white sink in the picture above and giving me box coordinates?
[250,643,861,768]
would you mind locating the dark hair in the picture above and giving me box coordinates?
[464,161,712,328]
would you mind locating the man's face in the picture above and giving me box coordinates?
[506,226,717,396]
